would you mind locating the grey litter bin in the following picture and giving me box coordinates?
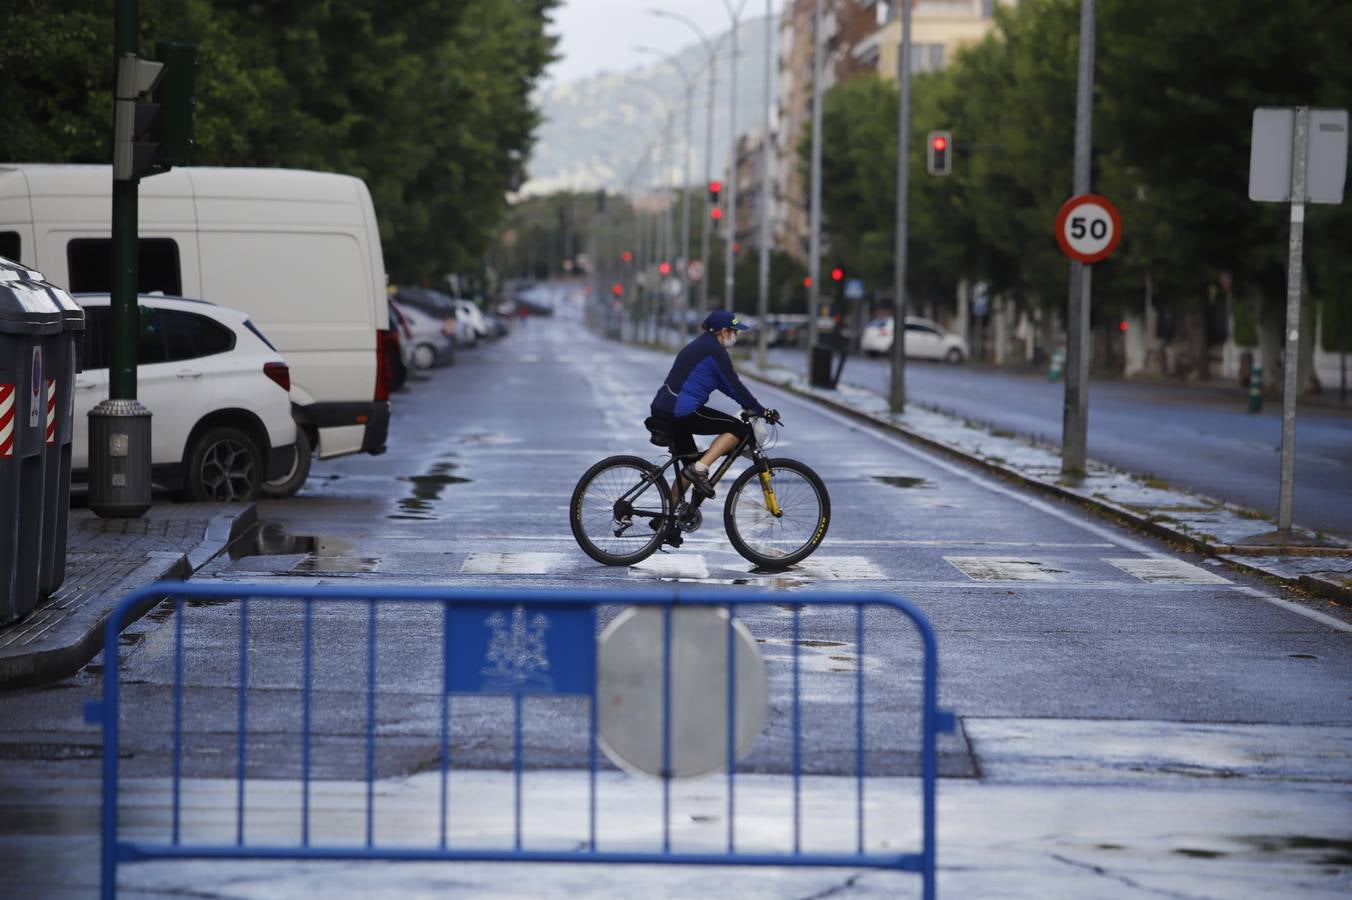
[0,258,63,624]
[38,283,84,596]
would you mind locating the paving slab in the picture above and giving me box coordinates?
[0,503,256,688]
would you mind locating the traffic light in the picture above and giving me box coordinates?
[658,261,671,276]
[710,206,723,230]
[622,250,633,263]
[926,130,952,176]
[113,43,197,181]
[611,282,624,297]
[830,267,844,283]
[708,180,722,204]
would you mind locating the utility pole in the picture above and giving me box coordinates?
[1061,0,1097,476]
[723,1,750,311]
[889,0,913,412]
[805,0,824,354]
[756,0,773,369]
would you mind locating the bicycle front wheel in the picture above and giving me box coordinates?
[570,455,673,566]
[724,458,830,569]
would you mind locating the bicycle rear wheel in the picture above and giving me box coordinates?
[724,458,830,569]
[570,455,673,566]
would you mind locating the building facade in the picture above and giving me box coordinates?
[854,0,1013,79]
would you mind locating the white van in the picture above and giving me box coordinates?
[0,165,392,495]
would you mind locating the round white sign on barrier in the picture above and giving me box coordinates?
[597,606,768,778]
[686,260,705,284]
[1054,193,1122,264]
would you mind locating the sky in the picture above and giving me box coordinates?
[544,0,787,88]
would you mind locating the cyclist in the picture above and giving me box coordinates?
[650,309,779,506]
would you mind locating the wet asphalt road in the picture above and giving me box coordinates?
[765,347,1352,537]
[2,312,1348,784]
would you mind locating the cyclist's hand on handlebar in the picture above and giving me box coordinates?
[763,409,781,425]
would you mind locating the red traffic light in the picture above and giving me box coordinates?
[709,180,722,194]
[710,207,723,220]
[659,261,671,275]
[611,282,624,296]
[1119,320,1129,332]
[621,250,632,262]
[931,135,948,152]
[803,276,812,288]
[831,267,844,282]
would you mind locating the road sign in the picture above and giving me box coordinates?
[1249,107,1348,204]
[686,260,705,283]
[972,281,990,317]
[1055,194,1121,264]
[844,278,865,301]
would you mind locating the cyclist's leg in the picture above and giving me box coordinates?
[687,407,750,470]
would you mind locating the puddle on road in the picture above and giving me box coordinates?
[218,522,380,575]
[389,459,471,521]
[872,475,933,489]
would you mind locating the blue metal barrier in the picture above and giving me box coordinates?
[86,583,957,898]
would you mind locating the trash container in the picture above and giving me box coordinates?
[38,282,84,596]
[810,344,835,388]
[0,258,64,624]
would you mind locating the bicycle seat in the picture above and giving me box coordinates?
[643,416,673,447]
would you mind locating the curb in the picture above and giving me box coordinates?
[745,371,1351,608]
[0,503,257,689]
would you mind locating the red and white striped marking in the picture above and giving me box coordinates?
[45,379,57,444]
[0,384,15,458]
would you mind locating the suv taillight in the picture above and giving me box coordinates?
[263,361,291,392]
[375,329,394,402]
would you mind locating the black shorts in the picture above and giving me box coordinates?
[656,406,749,459]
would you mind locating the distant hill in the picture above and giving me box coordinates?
[523,15,777,195]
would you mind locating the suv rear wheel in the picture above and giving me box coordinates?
[186,426,263,502]
[262,427,312,499]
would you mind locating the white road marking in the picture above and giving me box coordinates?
[1232,585,1352,632]
[1106,557,1231,585]
[630,554,710,579]
[460,552,564,575]
[945,556,1067,582]
[787,556,886,580]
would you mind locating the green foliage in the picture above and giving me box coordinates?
[0,0,559,284]
[801,0,1352,332]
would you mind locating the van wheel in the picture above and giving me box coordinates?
[262,427,312,498]
[186,427,263,503]
[412,343,437,369]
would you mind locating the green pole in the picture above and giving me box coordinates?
[111,0,139,400]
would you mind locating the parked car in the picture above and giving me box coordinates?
[389,298,454,368]
[391,287,477,347]
[72,293,297,502]
[860,316,968,363]
[453,298,493,343]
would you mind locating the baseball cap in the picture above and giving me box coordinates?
[702,309,749,332]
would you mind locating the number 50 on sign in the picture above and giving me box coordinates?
[1055,193,1122,264]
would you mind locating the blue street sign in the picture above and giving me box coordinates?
[844,278,865,301]
[446,604,596,695]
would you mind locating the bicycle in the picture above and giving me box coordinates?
[569,411,831,570]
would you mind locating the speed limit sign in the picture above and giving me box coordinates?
[1055,194,1122,264]
[686,259,705,283]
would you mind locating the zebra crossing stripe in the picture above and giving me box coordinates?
[0,384,15,457]
[45,379,56,444]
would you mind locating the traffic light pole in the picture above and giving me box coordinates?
[111,0,140,402]
[1061,0,1096,476]
[756,0,772,370]
[889,0,913,413]
[805,0,824,354]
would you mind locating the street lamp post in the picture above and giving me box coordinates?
[647,9,725,328]
[890,0,914,412]
[756,0,773,369]
[719,0,751,314]
[806,0,824,355]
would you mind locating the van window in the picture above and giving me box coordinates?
[67,238,183,295]
[162,309,235,361]
[0,231,19,263]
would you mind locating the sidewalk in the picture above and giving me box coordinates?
[0,502,256,688]
[742,360,1352,612]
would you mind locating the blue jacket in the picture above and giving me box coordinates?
[651,332,764,418]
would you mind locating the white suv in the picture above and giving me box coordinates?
[73,294,297,502]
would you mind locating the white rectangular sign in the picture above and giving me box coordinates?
[1249,107,1348,204]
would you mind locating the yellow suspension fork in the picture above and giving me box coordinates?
[758,466,783,517]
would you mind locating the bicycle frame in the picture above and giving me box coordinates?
[614,417,782,533]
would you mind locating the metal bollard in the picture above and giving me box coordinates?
[1048,347,1066,382]
[1248,361,1263,413]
